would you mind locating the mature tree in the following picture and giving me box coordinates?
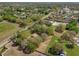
[19,40,28,51]
[32,24,47,34]
[23,41,38,54]
[2,14,17,23]
[61,31,75,43]
[48,43,63,55]
[14,38,23,45]
[66,20,78,33]
[2,7,17,23]
[11,33,23,46]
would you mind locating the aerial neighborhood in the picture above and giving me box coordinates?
[0,2,79,56]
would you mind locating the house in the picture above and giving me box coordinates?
[60,6,73,16]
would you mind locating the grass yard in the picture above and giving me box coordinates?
[46,35,79,56]
[0,21,19,42]
[63,43,79,56]
[45,36,60,55]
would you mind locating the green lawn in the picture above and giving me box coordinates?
[63,43,79,56]
[0,21,19,41]
[46,36,60,55]
[46,35,79,56]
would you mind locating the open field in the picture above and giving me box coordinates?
[0,21,19,42]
